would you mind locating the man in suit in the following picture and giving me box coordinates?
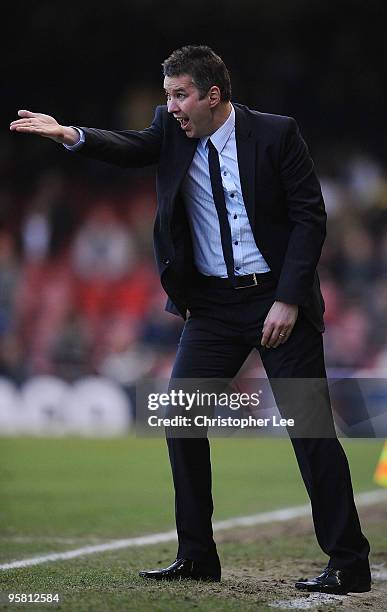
[10,45,370,595]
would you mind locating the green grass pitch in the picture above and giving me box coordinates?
[0,438,384,611]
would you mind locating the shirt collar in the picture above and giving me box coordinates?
[200,104,235,153]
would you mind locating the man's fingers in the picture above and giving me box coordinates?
[267,330,281,349]
[260,302,298,349]
[10,119,47,132]
[12,116,41,124]
[273,326,294,348]
[270,334,281,348]
[18,109,37,118]
[11,126,39,133]
[10,122,39,132]
[10,119,30,129]
[272,331,286,348]
[261,322,274,347]
[11,112,62,143]
[262,326,292,349]
[10,124,50,139]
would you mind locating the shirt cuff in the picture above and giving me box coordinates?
[63,127,85,150]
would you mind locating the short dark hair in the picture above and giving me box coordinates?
[162,45,232,102]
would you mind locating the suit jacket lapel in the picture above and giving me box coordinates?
[235,105,256,230]
[169,130,198,201]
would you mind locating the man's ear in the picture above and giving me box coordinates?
[208,86,221,108]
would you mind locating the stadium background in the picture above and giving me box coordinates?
[1,2,387,610]
[2,1,387,399]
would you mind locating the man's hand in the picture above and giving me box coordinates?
[261,301,298,349]
[10,110,79,145]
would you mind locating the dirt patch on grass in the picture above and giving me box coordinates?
[211,501,387,611]
[219,561,386,611]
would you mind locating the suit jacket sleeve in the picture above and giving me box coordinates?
[274,118,327,305]
[73,106,163,167]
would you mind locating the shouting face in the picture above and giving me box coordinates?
[164,74,216,139]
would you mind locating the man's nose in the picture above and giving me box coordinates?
[167,99,179,113]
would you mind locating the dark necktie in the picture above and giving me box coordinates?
[207,139,235,284]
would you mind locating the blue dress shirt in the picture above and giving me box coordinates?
[181,105,269,277]
[65,106,270,277]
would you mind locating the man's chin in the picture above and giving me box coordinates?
[184,127,200,139]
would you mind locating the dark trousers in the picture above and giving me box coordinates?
[167,277,370,570]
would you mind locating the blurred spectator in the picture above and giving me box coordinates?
[72,203,136,281]
[50,308,92,380]
[141,287,183,351]
[319,276,343,326]
[368,278,387,352]
[22,209,50,262]
[345,155,383,208]
[320,177,347,217]
[97,315,156,386]
[379,227,387,275]
[0,332,27,384]
[21,171,68,262]
[15,258,74,374]
[335,224,378,292]
[0,231,20,336]
[124,185,157,258]
[324,305,373,369]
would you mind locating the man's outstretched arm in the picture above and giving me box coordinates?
[10,110,80,145]
[10,107,163,167]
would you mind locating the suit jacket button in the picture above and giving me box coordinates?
[163,258,170,265]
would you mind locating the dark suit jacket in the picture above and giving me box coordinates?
[77,103,326,331]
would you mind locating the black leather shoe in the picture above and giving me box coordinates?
[295,566,371,594]
[139,558,221,582]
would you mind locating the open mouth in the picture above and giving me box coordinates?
[176,116,190,129]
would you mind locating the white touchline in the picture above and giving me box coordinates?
[1,489,386,571]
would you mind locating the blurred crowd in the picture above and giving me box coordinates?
[1,149,387,389]
[0,174,183,387]
[318,153,387,372]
